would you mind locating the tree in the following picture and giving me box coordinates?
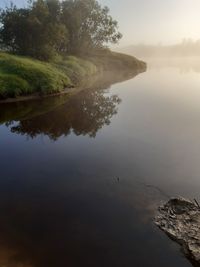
[61,0,122,54]
[0,0,68,60]
[0,0,122,59]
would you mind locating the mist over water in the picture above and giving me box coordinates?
[117,41,200,61]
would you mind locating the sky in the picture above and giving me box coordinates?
[1,0,200,47]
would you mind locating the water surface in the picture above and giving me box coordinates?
[0,61,199,267]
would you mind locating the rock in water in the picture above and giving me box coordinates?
[155,197,200,264]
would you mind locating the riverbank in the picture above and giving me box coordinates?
[0,51,146,101]
[0,70,142,124]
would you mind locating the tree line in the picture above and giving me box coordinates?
[0,0,122,60]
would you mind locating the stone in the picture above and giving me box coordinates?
[155,197,200,265]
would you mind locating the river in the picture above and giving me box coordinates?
[0,59,200,266]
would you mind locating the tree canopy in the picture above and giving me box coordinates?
[0,0,122,60]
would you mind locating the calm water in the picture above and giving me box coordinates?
[0,60,200,267]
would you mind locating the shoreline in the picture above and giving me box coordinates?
[0,51,146,102]
[0,67,146,104]
[0,86,77,104]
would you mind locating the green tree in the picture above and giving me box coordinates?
[0,0,122,59]
[61,0,122,54]
[0,0,68,60]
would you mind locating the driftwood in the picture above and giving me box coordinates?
[155,197,200,265]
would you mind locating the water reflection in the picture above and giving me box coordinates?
[9,90,121,139]
[0,70,143,140]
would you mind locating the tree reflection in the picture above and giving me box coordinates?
[9,89,121,140]
[1,70,145,140]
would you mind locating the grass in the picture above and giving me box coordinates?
[0,51,146,99]
[0,53,73,98]
[56,56,97,84]
[0,53,98,99]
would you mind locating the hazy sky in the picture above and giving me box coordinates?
[1,0,200,47]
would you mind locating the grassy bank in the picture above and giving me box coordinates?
[0,51,146,99]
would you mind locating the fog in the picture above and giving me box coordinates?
[116,40,200,61]
[99,0,200,47]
